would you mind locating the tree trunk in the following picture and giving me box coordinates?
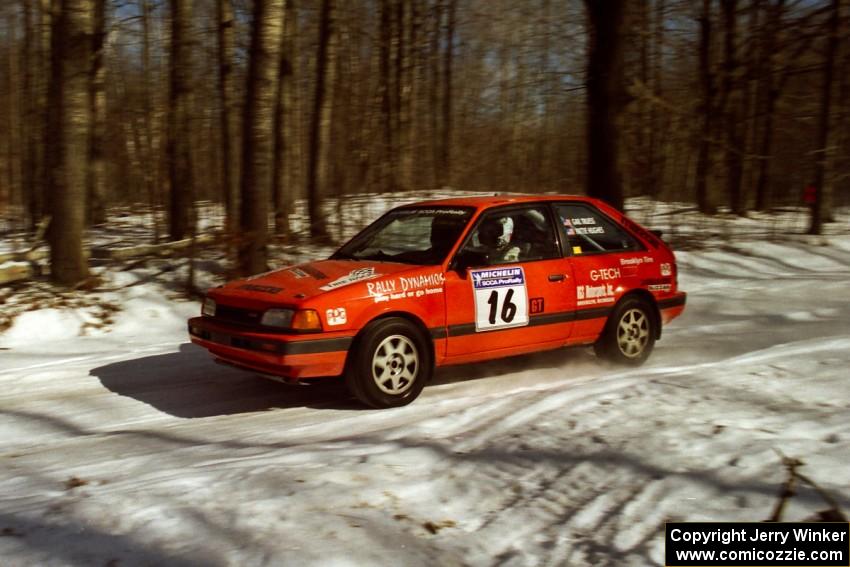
[755,87,777,210]
[216,0,238,241]
[46,0,92,285]
[584,0,626,211]
[86,0,106,225]
[21,0,41,226]
[398,0,413,191]
[721,0,745,215]
[650,0,666,197]
[167,0,194,241]
[239,0,285,275]
[695,0,716,214]
[377,0,396,193]
[754,0,782,211]
[808,0,840,235]
[4,10,23,214]
[741,0,762,205]
[438,0,455,188]
[428,0,441,189]
[272,0,295,236]
[306,0,335,242]
[139,0,159,242]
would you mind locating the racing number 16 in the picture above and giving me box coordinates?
[471,267,529,332]
[486,288,517,325]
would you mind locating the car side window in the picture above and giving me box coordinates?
[555,203,640,255]
[461,206,560,266]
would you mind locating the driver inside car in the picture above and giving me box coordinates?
[477,215,523,264]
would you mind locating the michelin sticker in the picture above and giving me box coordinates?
[470,267,529,332]
[320,267,378,291]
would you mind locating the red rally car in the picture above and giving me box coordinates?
[189,195,686,408]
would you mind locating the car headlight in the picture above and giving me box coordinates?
[202,298,216,317]
[261,308,295,328]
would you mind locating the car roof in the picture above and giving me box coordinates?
[402,194,612,211]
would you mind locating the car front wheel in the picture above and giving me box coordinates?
[345,317,431,408]
[594,297,656,365]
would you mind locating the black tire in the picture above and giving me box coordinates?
[345,317,432,408]
[594,297,656,366]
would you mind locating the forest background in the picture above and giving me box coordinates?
[0,0,847,286]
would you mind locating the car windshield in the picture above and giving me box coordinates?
[332,206,474,265]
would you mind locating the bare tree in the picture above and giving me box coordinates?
[306,0,336,242]
[86,0,105,225]
[809,0,840,234]
[720,0,745,215]
[695,0,717,214]
[377,0,396,193]
[753,0,783,211]
[438,0,455,189]
[272,0,295,236]
[20,0,40,227]
[216,0,238,241]
[239,0,286,274]
[167,0,194,241]
[139,0,159,242]
[584,0,627,210]
[46,0,92,285]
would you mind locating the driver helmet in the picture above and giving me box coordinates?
[479,216,514,249]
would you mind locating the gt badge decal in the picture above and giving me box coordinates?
[530,297,545,314]
[320,267,378,291]
[470,267,529,332]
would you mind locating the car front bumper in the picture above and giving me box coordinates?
[188,317,351,379]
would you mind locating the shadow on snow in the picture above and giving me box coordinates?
[90,342,600,418]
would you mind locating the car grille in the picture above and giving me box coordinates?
[213,305,264,327]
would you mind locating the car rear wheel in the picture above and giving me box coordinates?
[594,297,656,366]
[345,317,431,408]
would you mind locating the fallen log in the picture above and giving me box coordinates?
[0,248,49,264]
[90,233,218,260]
[0,262,33,285]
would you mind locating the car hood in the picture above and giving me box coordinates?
[208,259,429,307]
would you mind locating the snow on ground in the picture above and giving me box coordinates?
[1,198,849,567]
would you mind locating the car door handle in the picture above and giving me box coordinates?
[548,274,565,282]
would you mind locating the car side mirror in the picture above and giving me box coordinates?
[453,249,488,273]
[650,229,664,239]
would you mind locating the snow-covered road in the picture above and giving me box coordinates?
[2,234,849,567]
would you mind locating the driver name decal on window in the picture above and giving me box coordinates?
[470,267,529,332]
[568,217,605,235]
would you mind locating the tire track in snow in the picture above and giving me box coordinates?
[0,341,179,375]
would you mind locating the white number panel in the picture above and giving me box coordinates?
[470,267,529,332]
